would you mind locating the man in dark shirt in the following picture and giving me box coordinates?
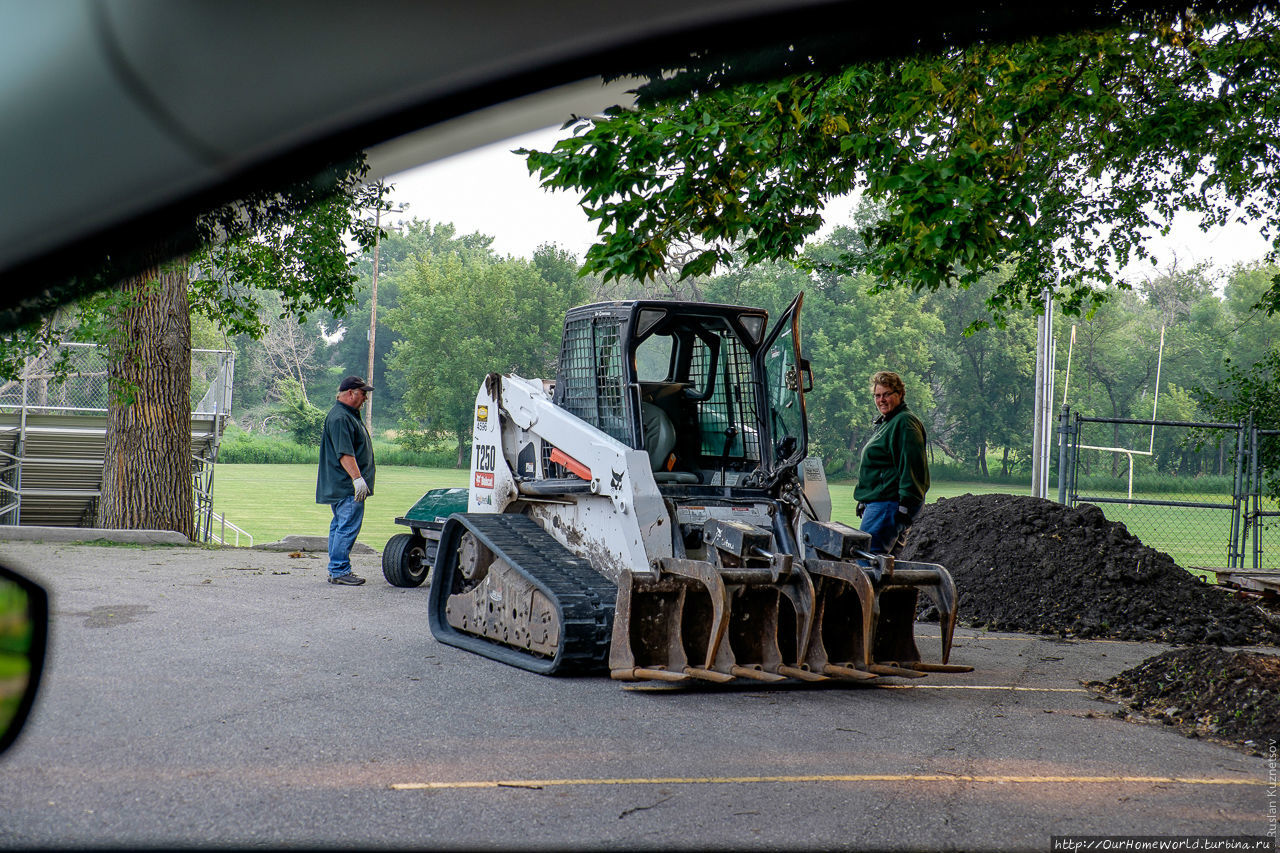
[316,376,376,585]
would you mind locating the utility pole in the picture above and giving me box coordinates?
[365,202,408,431]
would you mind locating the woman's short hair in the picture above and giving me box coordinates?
[870,370,905,396]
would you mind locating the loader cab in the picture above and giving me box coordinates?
[552,295,809,489]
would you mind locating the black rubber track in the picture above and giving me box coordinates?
[426,513,617,675]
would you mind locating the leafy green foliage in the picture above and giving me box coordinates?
[1197,346,1280,499]
[0,156,386,387]
[705,253,942,475]
[524,7,1280,325]
[319,218,503,429]
[190,164,389,339]
[385,251,589,465]
[924,273,1037,476]
[272,379,327,446]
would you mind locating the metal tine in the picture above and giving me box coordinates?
[802,559,877,677]
[871,557,961,665]
[609,559,738,682]
[908,662,974,673]
[609,569,696,681]
[731,665,788,682]
[867,663,927,678]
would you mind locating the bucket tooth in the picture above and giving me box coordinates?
[612,667,691,683]
[907,662,974,673]
[866,662,928,678]
[684,667,736,683]
[822,663,878,681]
[731,665,788,682]
[777,664,829,682]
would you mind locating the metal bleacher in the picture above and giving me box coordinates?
[0,345,233,536]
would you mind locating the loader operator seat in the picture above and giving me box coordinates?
[641,402,698,484]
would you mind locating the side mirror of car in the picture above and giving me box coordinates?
[0,564,48,756]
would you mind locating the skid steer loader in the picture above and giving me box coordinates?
[389,294,968,684]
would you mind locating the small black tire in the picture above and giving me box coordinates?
[383,532,429,587]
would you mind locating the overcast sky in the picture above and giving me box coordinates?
[386,124,1274,284]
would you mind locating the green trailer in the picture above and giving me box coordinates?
[382,487,470,587]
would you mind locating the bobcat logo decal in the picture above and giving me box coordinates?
[610,469,624,490]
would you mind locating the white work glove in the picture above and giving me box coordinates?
[352,476,370,503]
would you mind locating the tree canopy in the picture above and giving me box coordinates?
[523,5,1280,326]
[384,248,590,465]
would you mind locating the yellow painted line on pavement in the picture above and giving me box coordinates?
[878,685,1084,691]
[391,773,1265,791]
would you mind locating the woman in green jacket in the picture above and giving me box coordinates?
[854,370,929,554]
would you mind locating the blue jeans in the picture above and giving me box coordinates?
[860,500,907,554]
[327,496,366,578]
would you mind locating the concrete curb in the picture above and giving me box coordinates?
[0,525,193,546]
[0,526,380,553]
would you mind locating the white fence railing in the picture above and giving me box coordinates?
[203,512,253,548]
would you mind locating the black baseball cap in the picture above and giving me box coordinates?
[339,376,373,392]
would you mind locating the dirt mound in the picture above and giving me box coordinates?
[899,493,1280,646]
[1087,646,1280,754]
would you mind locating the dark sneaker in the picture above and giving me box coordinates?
[328,573,366,586]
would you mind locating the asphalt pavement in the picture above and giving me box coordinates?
[0,537,1274,850]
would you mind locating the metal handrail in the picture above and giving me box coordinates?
[205,512,253,547]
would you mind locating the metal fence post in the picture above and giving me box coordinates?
[1251,414,1260,570]
[1068,411,1082,506]
[1057,404,1070,504]
[1230,418,1246,570]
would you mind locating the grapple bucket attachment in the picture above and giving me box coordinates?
[609,559,819,683]
[609,519,817,683]
[801,559,879,680]
[863,554,970,672]
[801,520,971,676]
[608,518,970,684]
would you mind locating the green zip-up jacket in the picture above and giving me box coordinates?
[853,402,929,514]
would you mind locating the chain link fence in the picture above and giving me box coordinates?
[0,344,234,536]
[1061,411,1280,573]
[0,344,230,413]
[1063,413,1246,571]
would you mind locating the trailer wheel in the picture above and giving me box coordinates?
[383,532,430,587]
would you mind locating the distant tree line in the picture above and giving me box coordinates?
[226,215,1279,483]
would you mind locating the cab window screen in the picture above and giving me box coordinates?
[555,317,628,443]
[691,331,761,461]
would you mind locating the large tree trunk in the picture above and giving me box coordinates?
[96,262,195,539]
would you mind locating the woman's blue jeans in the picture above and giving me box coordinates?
[860,500,907,554]
[327,496,366,578]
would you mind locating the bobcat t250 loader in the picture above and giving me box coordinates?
[387,294,968,684]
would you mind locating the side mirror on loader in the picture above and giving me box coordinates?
[0,564,48,756]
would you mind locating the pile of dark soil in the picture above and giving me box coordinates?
[899,493,1280,646]
[1087,646,1280,754]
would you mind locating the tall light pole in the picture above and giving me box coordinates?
[365,203,407,431]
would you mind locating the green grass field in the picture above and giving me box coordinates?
[210,465,1035,551]
[208,464,1237,570]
